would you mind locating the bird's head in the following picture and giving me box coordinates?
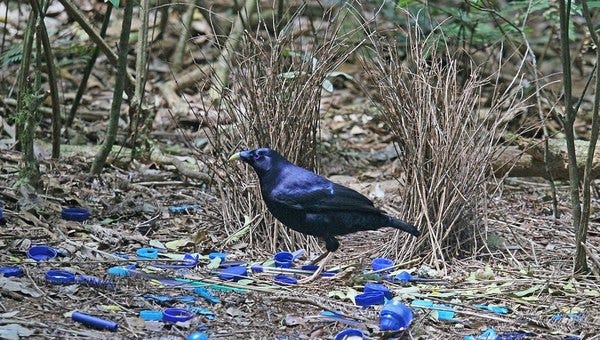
[229,147,281,174]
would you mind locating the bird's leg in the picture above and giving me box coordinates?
[298,251,333,284]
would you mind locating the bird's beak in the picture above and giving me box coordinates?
[228,152,241,161]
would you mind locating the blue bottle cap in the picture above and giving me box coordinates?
[61,207,90,221]
[187,332,209,340]
[274,274,297,285]
[208,252,227,261]
[28,245,57,261]
[355,291,385,306]
[334,328,365,340]
[107,267,130,277]
[274,252,294,268]
[218,266,247,281]
[364,282,393,299]
[371,257,394,272]
[139,310,163,321]
[380,300,413,331]
[136,247,159,259]
[163,308,194,323]
[46,269,76,284]
[393,271,413,284]
[0,266,23,277]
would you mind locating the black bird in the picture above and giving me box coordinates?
[229,147,420,282]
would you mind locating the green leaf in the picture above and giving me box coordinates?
[513,284,544,297]
[165,238,192,251]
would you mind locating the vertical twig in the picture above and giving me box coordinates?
[172,0,195,72]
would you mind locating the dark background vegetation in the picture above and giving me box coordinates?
[0,0,599,338]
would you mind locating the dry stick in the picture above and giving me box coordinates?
[31,0,61,159]
[172,0,195,72]
[58,0,135,96]
[66,4,113,129]
[208,0,258,104]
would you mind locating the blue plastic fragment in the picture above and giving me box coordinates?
[474,304,510,315]
[393,271,413,284]
[334,328,364,340]
[177,295,197,303]
[209,252,227,261]
[371,258,394,272]
[155,253,199,269]
[76,275,116,290]
[72,311,118,331]
[139,310,163,321]
[497,330,537,340]
[188,306,216,320]
[107,267,130,277]
[168,204,199,213]
[274,274,297,285]
[187,332,209,340]
[0,266,23,278]
[355,291,385,307]
[136,247,159,259]
[61,207,91,221]
[218,266,247,281]
[364,282,393,299]
[380,299,413,331]
[28,245,57,261]
[143,294,174,303]
[411,299,455,320]
[193,287,221,304]
[465,328,497,340]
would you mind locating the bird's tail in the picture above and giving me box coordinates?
[387,216,421,237]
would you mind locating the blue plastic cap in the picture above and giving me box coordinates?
[72,311,118,331]
[208,252,227,261]
[46,269,76,284]
[218,266,247,281]
[394,271,413,284]
[28,245,57,261]
[355,291,385,307]
[139,310,163,321]
[274,274,297,285]
[371,258,394,272]
[0,266,23,278]
[380,300,413,331]
[107,267,130,277]
[274,252,293,268]
[163,308,194,323]
[364,282,393,299]
[187,332,209,340]
[61,207,90,221]
[334,328,365,340]
[136,247,159,259]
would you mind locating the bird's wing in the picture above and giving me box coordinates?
[270,175,381,213]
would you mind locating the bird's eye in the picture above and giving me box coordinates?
[253,154,262,160]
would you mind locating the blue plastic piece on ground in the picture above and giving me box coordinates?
[334,328,365,340]
[61,207,91,221]
[143,294,174,303]
[364,283,393,299]
[0,266,23,278]
[219,261,247,268]
[76,275,115,290]
[46,270,76,284]
[218,266,247,281]
[393,271,413,284]
[193,287,221,304]
[208,252,227,261]
[177,295,197,303]
[497,330,537,340]
[187,332,209,340]
[72,311,118,331]
[380,299,413,331]
[163,308,194,323]
[474,304,510,315]
[139,310,163,321]
[355,291,385,307]
[155,253,199,269]
[136,247,159,259]
[411,299,455,320]
[371,258,394,272]
[274,252,294,268]
[168,204,199,213]
[188,306,216,320]
[465,328,497,340]
[274,274,297,285]
[28,245,57,261]
[107,267,130,277]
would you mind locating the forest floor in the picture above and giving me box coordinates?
[2,1,600,339]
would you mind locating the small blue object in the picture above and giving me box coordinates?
[72,311,118,331]
[496,330,537,339]
[193,287,221,304]
[177,295,197,303]
[208,252,227,261]
[45,270,76,284]
[464,327,497,340]
[61,207,90,221]
[334,328,365,340]
[380,299,413,331]
[168,204,199,213]
[364,283,393,299]
[219,261,247,268]
[188,306,216,320]
[112,253,129,259]
[136,247,159,259]
[274,252,294,268]
[0,266,23,278]
[28,245,57,261]
[218,266,247,281]
[76,275,115,290]
[355,291,385,307]
[143,294,174,303]
[474,304,510,315]
[274,274,297,285]
[107,267,130,277]
[0,207,3,220]
[163,308,194,323]
[411,299,455,320]
[187,332,209,340]
[393,271,413,284]
[139,310,163,321]
[155,253,199,269]
[371,258,394,272]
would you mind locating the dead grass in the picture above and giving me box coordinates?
[363,21,528,269]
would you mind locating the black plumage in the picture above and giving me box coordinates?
[229,147,420,278]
